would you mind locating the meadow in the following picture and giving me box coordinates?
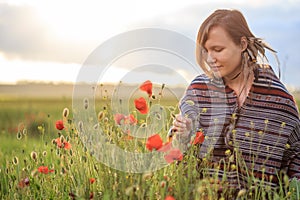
[1,83,300,200]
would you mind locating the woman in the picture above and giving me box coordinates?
[171,9,300,195]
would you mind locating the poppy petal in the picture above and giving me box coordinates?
[146,134,163,151]
[164,148,183,163]
[191,131,205,145]
[114,113,125,125]
[55,120,64,130]
[139,80,153,97]
[134,97,148,114]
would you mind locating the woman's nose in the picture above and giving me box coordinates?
[206,53,216,64]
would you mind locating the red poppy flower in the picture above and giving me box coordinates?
[54,137,62,148]
[124,134,134,140]
[89,178,96,184]
[157,142,172,152]
[55,120,64,130]
[54,137,72,150]
[134,97,148,114]
[114,113,125,125]
[124,114,138,125]
[63,141,72,150]
[164,148,183,163]
[139,80,153,97]
[165,195,176,200]
[18,177,30,188]
[146,134,163,151]
[191,131,205,145]
[38,166,54,174]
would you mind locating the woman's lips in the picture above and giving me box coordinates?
[210,66,222,71]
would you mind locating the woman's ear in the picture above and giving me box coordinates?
[240,36,248,51]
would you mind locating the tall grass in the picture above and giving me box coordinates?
[0,94,300,199]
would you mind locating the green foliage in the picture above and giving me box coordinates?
[0,96,300,200]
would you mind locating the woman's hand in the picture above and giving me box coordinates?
[170,114,193,144]
[173,114,192,134]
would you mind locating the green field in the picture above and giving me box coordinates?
[1,94,300,199]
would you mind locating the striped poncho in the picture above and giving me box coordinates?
[179,66,300,189]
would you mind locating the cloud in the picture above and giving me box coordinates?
[129,1,300,86]
[1,1,300,87]
[0,3,93,63]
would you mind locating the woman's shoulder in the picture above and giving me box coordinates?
[254,64,299,117]
[255,64,289,93]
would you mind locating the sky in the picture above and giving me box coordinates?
[1,0,300,89]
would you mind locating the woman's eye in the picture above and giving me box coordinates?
[214,48,223,52]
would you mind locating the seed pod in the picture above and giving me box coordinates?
[30,151,38,160]
[83,98,89,109]
[63,108,69,118]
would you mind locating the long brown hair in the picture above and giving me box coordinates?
[196,9,277,78]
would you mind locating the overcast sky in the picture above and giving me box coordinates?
[0,0,299,88]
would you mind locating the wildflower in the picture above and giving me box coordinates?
[63,141,72,150]
[225,149,231,156]
[164,148,183,163]
[18,177,30,188]
[139,80,153,97]
[37,166,54,174]
[163,175,170,181]
[124,114,138,125]
[54,137,62,148]
[54,137,72,150]
[124,131,134,140]
[146,134,163,151]
[114,113,125,125]
[55,120,64,130]
[157,142,172,152]
[237,189,247,198]
[90,178,96,184]
[230,164,236,171]
[160,180,166,188]
[37,125,44,133]
[165,195,176,200]
[185,100,195,106]
[134,97,148,114]
[191,131,205,145]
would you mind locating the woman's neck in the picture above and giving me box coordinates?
[224,70,254,107]
[223,70,244,88]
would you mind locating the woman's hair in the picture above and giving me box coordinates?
[196,9,277,78]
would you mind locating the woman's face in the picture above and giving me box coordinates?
[203,26,244,79]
